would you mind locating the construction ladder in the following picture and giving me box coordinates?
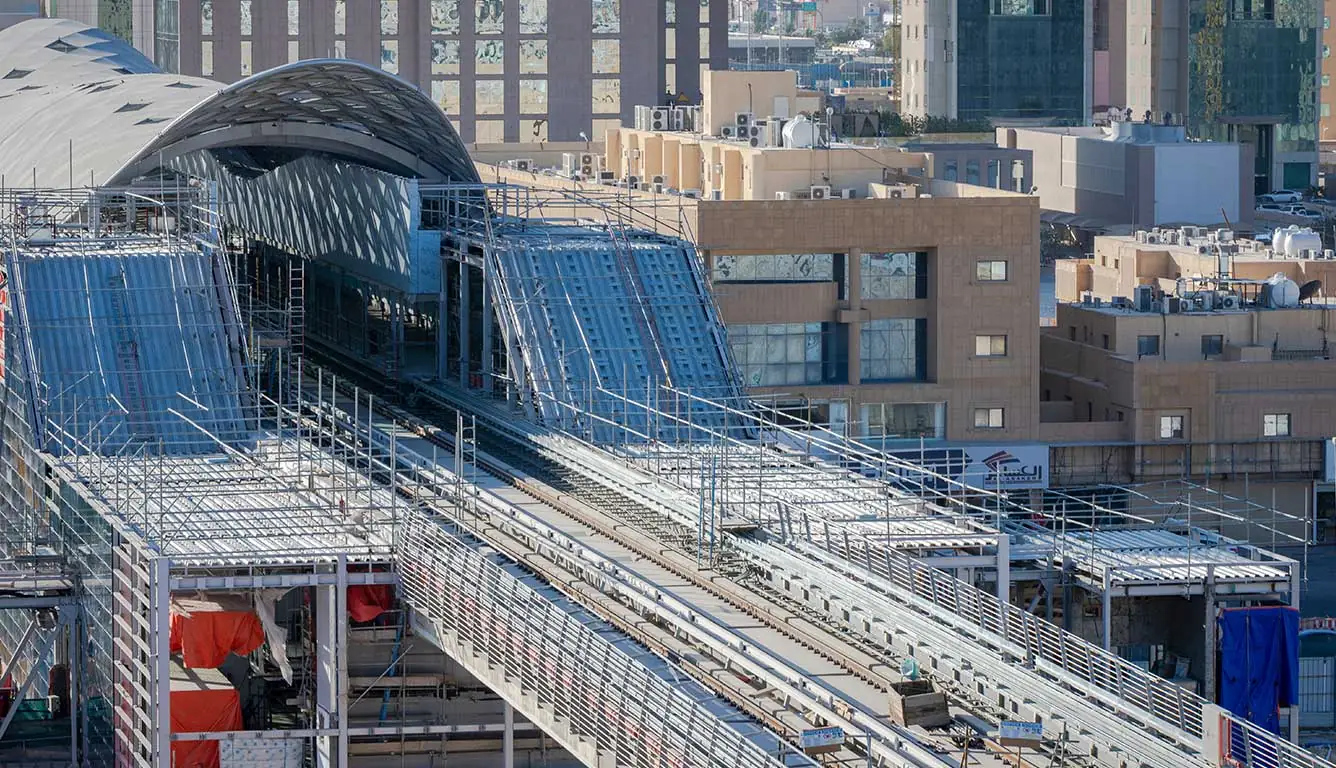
[106,271,153,444]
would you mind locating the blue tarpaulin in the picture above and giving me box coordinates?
[1218,606,1300,734]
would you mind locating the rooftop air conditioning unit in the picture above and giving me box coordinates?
[775,191,792,200]
[626,175,640,187]
[1111,296,1132,309]
[735,112,754,128]
[721,126,736,139]
[1219,229,1234,242]
[561,152,579,175]
[681,189,701,199]
[889,189,903,199]
[513,158,534,172]
[839,188,857,199]
[652,183,665,194]
[650,107,670,131]
[1220,293,1241,310]
[810,185,831,200]
[634,105,650,131]
[749,136,761,147]
[580,153,598,178]
[765,119,785,147]
[1080,290,1094,305]
[670,107,686,131]
[638,183,653,192]
[599,170,615,182]
[1151,299,1165,313]
[711,189,724,201]
[651,174,666,186]
[1326,249,1335,260]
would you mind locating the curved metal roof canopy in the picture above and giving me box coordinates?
[0,18,478,188]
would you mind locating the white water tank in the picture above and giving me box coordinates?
[1264,272,1300,308]
[783,115,817,149]
[1286,229,1323,259]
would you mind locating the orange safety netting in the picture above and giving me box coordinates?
[169,610,265,668]
[169,687,243,768]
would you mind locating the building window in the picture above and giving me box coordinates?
[287,0,300,35]
[1325,104,1332,119]
[1101,333,1109,349]
[1159,415,1184,439]
[477,39,504,75]
[592,78,620,114]
[976,260,1008,281]
[432,40,461,74]
[519,0,547,33]
[973,407,1005,429]
[987,159,1000,188]
[201,41,213,77]
[730,322,838,387]
[1264,413,1291,437]
[713,253,836,283]
[943,160,958,181]
[1325,45,1331,59]
[201,0,213,35]
[335,0,347,35]
[861,252,927,299]
[1136,334,1160,357]
[860,318,926,381]
[240,0,252,35]
[431,0,459,33]
[1201,334,1223,357]
[966,159,980,185]
[1325,74,1331,88]
[476,0,504,34]
[862,402,945,439]
[975,334,1007,357]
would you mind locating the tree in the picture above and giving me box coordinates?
[751,8,772,32]
[875,24,901,59]
[782,21,797,36]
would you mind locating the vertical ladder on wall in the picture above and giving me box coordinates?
[287,257,305,361]
[107,270,152,444]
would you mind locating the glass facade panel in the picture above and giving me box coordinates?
[958,0,1085,121]
[862,402,945,439]
[287,0,299,35]
[592,0,620,33]
[431,40,460,74]
[431,79,461,113]
[431,0,459,34]
[592,39,620,74]
[861,252,926,299]
[476,39,505,75]
[288,40,299,62]
[730,323,825,387]
[1187,0,1319,159]
[381,0,398,35]
[520,40,548,73]
[476,80,506,114]
[201,40,213,76]
[335,0,346,35]
[381,40,399,74]
[519,79,548,113]
[476,0,504,34]
[240,40,252,75]
[201,0,212,35]
[240,0,252,35]
[713,253,835,283]
[592,78,620,114]
[154,0,179,71]
[860,318,926,381]
[475,119,506,143]
[520,0,547,33]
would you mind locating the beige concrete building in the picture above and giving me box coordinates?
[53,0,727,143]
[1045,231,1336,536]
[1325,0,1336,148]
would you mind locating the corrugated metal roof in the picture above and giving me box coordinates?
[1032,527,1292,585]
[11,242,249,455]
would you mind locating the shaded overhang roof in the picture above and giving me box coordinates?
[0,18,479,189]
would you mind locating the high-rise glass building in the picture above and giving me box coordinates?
[54,0,727,143]
[901,0,1091,122]
[1123,0,1320,194]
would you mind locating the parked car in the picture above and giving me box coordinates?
[1259,190,1305,204]
[1257,202,1287,212]
[1293,207,1324,220]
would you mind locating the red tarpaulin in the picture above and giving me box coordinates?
[169,610,265,668]
[348,585,394,623]
[170,666,243,768]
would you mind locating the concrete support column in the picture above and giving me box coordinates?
[504,701,515,768]
[996,532,1010,606]
[437,261,450,382]
[459,263,472,388]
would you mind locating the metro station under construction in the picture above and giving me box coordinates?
[0,17,1322,768]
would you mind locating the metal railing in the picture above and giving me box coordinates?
[398,507,796,768]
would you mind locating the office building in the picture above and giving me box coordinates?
[1122,0,1320,193]
[1004,120,1253,231]
[900,0,1091,123]
[52,0,727,143]
[0,0,41,28]
[1324,0,1336,147]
